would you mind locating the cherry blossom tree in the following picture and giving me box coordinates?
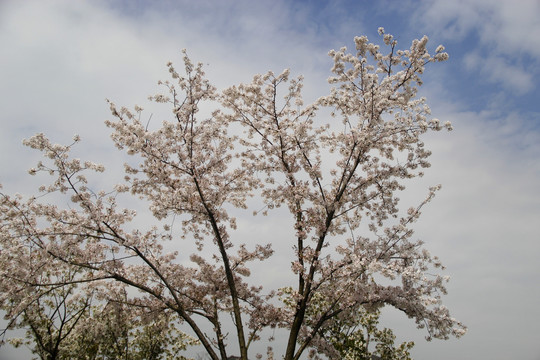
[0,29,465,360]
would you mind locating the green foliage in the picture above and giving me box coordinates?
[325,309,414,360]
[281,287,414,359]
[7,288,199,360]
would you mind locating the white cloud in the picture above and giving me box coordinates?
[463,51,534,93]
[414,0,540,57]
[477,0,540,57]
[409,0,539,95]
[410,0,484,39]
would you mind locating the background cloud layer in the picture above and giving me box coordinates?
[1,1,539,359]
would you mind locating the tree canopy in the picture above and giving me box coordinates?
[0,29,465,360]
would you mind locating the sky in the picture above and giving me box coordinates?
[0,0,539,359]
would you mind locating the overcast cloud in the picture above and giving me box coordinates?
[1,1,539,359]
